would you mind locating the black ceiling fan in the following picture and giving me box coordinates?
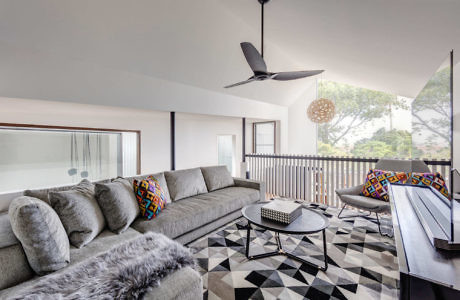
[225,0,324,88]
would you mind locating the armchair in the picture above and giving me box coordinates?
[335,159,431,236]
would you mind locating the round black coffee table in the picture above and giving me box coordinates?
[242,202,330,271]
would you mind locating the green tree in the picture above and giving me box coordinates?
[318,81,406,146]
[352,128,412,158]
[351,140,393,158]
[317,142,348,157]
[411,66,451,158]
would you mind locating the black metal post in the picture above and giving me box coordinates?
[170,111,175,171]
[261,1,264,58]
[242,118,246,162]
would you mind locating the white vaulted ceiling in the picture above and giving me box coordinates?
[0,0,459,106]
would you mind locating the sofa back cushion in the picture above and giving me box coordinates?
[49,180,106,248]
[0,244,34,290]
[0,212,34,290]
[24,179,111,205]
[9,196,70,275]
[126,172,171,203]
[95,178,139,233]
[201,166,234,192]
[165,168,208,201]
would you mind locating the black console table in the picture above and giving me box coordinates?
[389,184,460,300]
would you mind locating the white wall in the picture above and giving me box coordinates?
[0,97,171,174]
[288,81,318,155]
[176,113,242,176]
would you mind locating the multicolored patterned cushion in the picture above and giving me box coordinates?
[407,172,449,197]
[361,169,408,201]
[133,176,166,220]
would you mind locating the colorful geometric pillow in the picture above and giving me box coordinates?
[361,169,408,201]
[133,176,167,220]
[407,172,449,198]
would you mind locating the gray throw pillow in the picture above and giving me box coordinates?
[165,168,208,201]
[201,166,235,192]
[49,180,105,248]
[95,178,139,233]
[8,196,70,275]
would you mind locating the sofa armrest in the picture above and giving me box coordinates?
[233,178,266,202]
[335,184,363,197]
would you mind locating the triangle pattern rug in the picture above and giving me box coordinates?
[188,204,399,300]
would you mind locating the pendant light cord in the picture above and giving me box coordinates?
[261,2,264,57]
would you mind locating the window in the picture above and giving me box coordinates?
[253,121,275,154]
[0,124,139,192]
[317,55,452,160]
[217,135,236,175]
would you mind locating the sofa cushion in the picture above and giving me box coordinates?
[69,228,142,266]
[24,179,111,204]
[49,180,106,248]
[165,168,208,201]
[133,176,167,220]
[0,244,34,290]
[0,228,143,299]
[95,178,139,233]
[131,187,259,239]
[0,212,18,248]
[9,196,70,275]
[126,172,171,203]
[201,166,235,192]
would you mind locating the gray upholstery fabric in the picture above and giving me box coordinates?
[234,177,266,202]
[0,244,34,290]
[24,184,74,205]
[127,172,171,203]
[95,178,139,233]
[132,187,259,239]
[335,185,363,197]
[375,159,431,173]
[143,266,202,300]
[70,228,142,266]
[49,180,106,248]
[24,179,111,205]
[339,194,390,213]
[8,196,70,275]
[176,209,243,245]
[0,229,142,297]
[0,212,18,248]
[201,166,235,192]
[165,168,208,201]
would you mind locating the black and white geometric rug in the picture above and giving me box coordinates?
[189,205,399,300]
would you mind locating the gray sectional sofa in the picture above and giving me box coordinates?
[0,166,265,299]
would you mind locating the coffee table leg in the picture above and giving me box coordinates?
[245,221,251,258]
[246,228,328,271]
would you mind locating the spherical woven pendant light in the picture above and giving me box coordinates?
[307,98,335,124]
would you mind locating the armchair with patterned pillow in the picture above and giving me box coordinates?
[335,159,431,236]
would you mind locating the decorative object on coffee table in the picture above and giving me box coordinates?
[261,199,302,224]
[242,202,329,271]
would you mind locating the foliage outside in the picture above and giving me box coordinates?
[317,68,451,160]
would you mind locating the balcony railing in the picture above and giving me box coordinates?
[246,154,451,208]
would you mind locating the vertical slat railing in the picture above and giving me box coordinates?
[246,154,451,207]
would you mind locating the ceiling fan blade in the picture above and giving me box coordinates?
[224,78,255,88]
[240,42,267,73]
[272,70,324,81]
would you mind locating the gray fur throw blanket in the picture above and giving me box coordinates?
[12,232,196,299]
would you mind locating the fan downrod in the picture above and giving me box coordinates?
[258,0,270,4]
